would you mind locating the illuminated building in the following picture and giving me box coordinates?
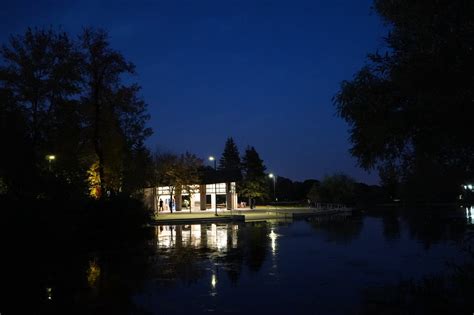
[144,169,240,212]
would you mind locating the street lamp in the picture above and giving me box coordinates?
[46,155,56,171]
[209,156,218,216]
[269,173,276,201]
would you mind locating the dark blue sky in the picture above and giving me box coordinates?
[1,0,386,184]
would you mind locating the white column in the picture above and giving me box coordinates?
[211,193,216,210]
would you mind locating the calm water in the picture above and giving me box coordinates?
[3,208,473,314]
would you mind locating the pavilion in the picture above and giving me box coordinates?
[144,168,241,212]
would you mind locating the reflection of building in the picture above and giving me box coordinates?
[155,224,239,251]
[461,183,474,202]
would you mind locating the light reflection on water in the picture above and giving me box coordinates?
[138,210,470,314]
[155,223,239,251]
[5,208,472,314]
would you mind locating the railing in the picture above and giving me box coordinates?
[314,203,349,210]
[266,201,349,210]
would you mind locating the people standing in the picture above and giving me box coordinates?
[159,199,164,212]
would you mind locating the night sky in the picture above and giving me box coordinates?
[1,0,386,184]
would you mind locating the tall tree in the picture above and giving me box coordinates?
[334,0,474,201]
[240,146,268,207]
[0,27,152,199]
[219,137,241,171]
[80,28,151,197]
[0,28,81,154]
[0,27,83,195]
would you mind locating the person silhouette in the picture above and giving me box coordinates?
[159,199,164,212]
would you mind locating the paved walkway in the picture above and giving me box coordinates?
[153,207,352,224]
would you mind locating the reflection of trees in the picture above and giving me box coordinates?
[241,222,269,272]
[365,207,468,249]
[399,208,467,250]
[308,214,364,244]
[0,227,156,314]
[381,211,401,241]
[0,221,274,314]
[359,247,474,315]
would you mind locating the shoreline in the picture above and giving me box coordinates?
[151,207,353,225]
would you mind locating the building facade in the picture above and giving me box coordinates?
[144,182,238,212]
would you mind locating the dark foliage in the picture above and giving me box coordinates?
[240,146,268,205]
[334,0,474,202]
[219,137,241,172]
[0,27,153,200]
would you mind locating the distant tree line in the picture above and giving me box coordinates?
[307,173,387,207]
[0,27,153,199]
[334,0,474,202]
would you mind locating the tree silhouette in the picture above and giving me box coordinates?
[0,27,152,198]
[240,146,268,206]
[219,137,241,171]
[334,0,474,201]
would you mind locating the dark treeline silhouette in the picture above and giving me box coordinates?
[0,28,155,311]
[215,138,388,207]
[334,0,474,203]
[0,27,153,201]
[307,173,388,207]
[359,207,471,314]
[215,137,270,207]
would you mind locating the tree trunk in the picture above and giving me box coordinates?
[175,185,182,211]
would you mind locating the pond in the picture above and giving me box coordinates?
[3,207,472,314]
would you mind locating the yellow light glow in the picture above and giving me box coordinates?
[87,162,101,199]
[87,260,101,288]
[46,155,56,161]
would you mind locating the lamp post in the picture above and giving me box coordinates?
[46,155,56,171]
[269,173,276,202]
[209,156,218,216]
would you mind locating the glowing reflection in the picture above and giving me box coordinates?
[211,273,217,289]
[232,225,238,248]
[87,259,101,288]
[182,224,201,247]
[156,225,176,248]
[269,229,278,255]
[208,224,228,251]
[466,206,473,224]
[46,287,52,300]
[155,224,236,251]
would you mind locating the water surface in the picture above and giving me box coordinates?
[4,208,471,314]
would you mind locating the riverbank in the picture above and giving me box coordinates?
[152,207,353,224]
